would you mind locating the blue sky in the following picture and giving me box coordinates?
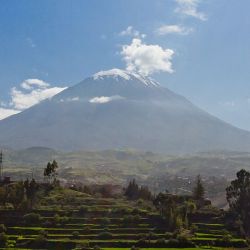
[0,0,250,131]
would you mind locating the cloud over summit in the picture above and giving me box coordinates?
[121,38,174,76]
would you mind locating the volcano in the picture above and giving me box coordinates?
[0,69,250,153]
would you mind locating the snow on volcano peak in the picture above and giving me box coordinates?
[93,69,131,81]
[93,68,160,87]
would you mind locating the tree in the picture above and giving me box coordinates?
[153,192,181,230]
[7,182,25,210]
[226,169,250,235]
[0,187,7,207]
[193,175,205,200]
[138,186,152,201]
[24,179,39,209]
[124,180,152,201]
[44,160,58,183]
[124,179,139,200]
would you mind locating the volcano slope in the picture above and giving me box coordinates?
[0,69,250,154]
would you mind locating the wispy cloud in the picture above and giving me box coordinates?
[175,0,207,21]
[121,38,174,76]
[89,95,124,104]
[119,26,146,39]
[0,79,67,120]
[59,97,80,103]
[26,37,36,48]
[156,25,194,35]
[219,101,236,108]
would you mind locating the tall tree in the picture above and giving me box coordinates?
[153,192,181,230]
[24,179,39,209]
[226,169,250,235]
[124,179,139,200]
[193,175,205,200]
[44,160,59,183]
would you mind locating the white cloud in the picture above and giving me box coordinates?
[60,97,80,103]
[219,101,236,107]
[175,0,207,21]
[0,108,20,120]
[0,79,67,120]
[121,38,174,76]
[156,25,193,35]
[21,79,49,90]
[11,86,67,110]
[89,95,124,104]
[119,26,146,39]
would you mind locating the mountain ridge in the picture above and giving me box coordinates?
[0,69,250,153]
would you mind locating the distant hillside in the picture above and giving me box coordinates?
[3,148,250,183]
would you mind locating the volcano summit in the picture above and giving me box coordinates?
[0,69,250,153]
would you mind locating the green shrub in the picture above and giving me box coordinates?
[165,232,173,239]
[42,220,52,227]
[167,238,179,247]
[156,238,166,244]
[60,216,69,225]
[0,224,6,233]
[101,217,110,226]
[97,231,113,239]
[72,231,80,239]
[84,226,91,233]
[132,208,140,215]
[79,205,88,215]
[131,245,140,250]
[0,233,8,247]
[23,213,41,225]
[53,214,69,225]
[93,245,101,250]
[190,224,198,233]
[123,215,140,225]
[39,230,48,237]
[33,234,47,248]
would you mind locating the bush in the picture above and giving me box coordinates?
[42,220,52,227]
[131,245,140,250]
[53,214,69,225]
[0,224,6,233]
[84,226,91,233]
[72,231,80,239]
[190,224,198,233]
[156,238,166,245]
[60,216,69,225]
[33,234,47,248]
[132,208,140,215]
[167,238,179,247]
[23,213,41,225]
[101,217,110,227]
[93,245,101,250]
[39,230,48,237]
[165,232,173,239]
[135,238,147,247]
[78,206,88,215]
[97,231,113,239]
[123,215,140,225]
[118,207,130,214]
[176,234,195,247]
[0,233,8,247]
